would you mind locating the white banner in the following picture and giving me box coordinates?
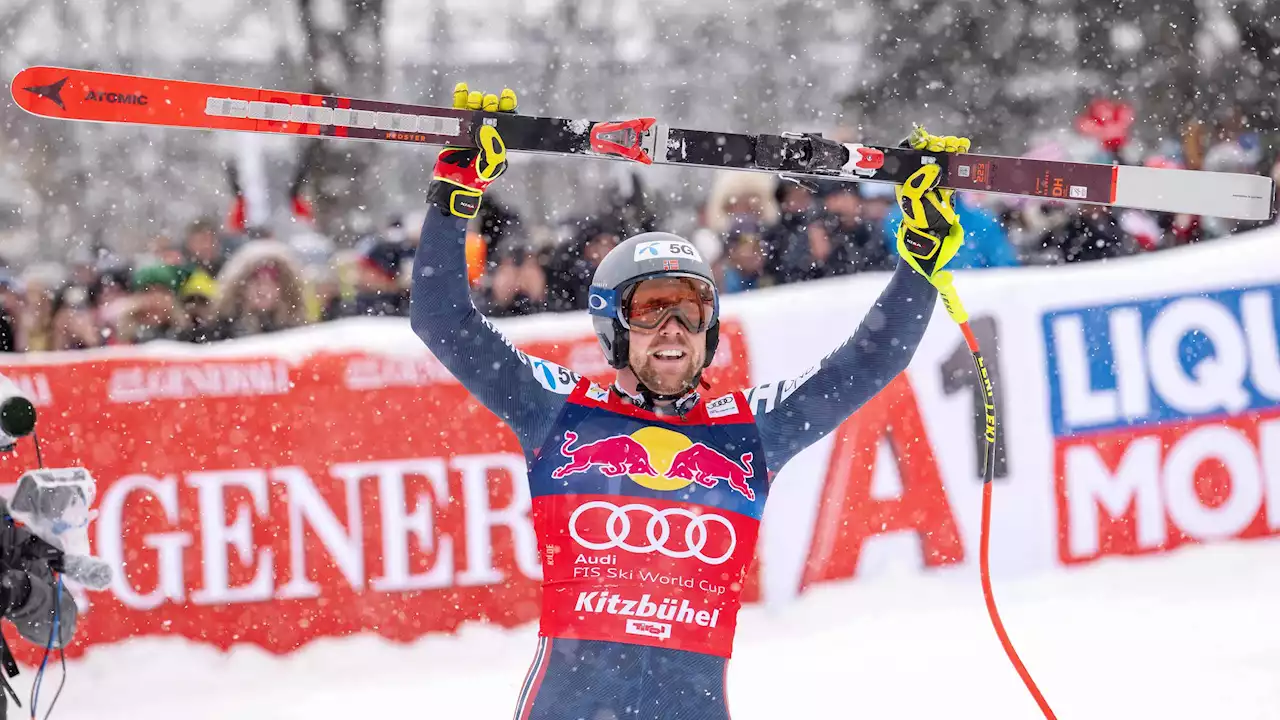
[740,225,1280,604]
[9,225,1277,635]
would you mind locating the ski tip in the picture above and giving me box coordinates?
[11,66,75,117]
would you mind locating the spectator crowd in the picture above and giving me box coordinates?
[1,109,1277,353]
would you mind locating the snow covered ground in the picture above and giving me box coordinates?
[31,537,1280,720]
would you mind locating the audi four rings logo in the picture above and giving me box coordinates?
[569,501,737,565]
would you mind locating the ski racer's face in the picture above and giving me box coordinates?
[623,277,713,395]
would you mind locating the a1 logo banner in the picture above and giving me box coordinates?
[799,373,966,590]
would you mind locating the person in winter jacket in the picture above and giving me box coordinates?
[212,241,308,339]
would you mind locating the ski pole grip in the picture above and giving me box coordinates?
[933,272,969,326]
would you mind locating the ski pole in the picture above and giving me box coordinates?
[933,274,1058,720]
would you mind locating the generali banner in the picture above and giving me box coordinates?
[0,226,1277,660]
[0,322,752,661]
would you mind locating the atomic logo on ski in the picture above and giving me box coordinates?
[85,89,148,106]
[22,76,67,110]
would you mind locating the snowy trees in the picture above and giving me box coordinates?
[847,0,1277,163]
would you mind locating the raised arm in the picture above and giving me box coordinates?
[409,84,577,455]
[747,261,936,470]
[749,127,973,473]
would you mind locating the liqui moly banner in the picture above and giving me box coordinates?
[1045,282,1280,563]
[1025,230,1280,572]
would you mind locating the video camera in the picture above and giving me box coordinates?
[5,469,111,592]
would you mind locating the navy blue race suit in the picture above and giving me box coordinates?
[410,207,937,720]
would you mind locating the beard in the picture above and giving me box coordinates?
[630,343,705,397]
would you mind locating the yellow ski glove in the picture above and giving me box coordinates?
[427,82,518,219]
[894,126,971,320]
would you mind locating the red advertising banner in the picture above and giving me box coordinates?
[0,321,753,661]
[1055,410,1280,565]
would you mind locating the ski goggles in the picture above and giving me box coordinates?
[589,276,717,333]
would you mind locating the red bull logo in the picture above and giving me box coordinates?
[552,431,659,479]
[667,443,755,501]
[551,426,756,501]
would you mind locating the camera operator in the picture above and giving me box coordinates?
[0,491,82,719]
[0,498,78,650]
[0,374,101,719]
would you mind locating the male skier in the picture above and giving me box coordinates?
[410,84,970,720]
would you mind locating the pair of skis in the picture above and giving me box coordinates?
[11,66,1276,221]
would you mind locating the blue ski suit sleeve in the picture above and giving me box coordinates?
[409,208,576,458]
[744,261,938,472]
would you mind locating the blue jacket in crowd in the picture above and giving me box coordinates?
[882,193,1019,269]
